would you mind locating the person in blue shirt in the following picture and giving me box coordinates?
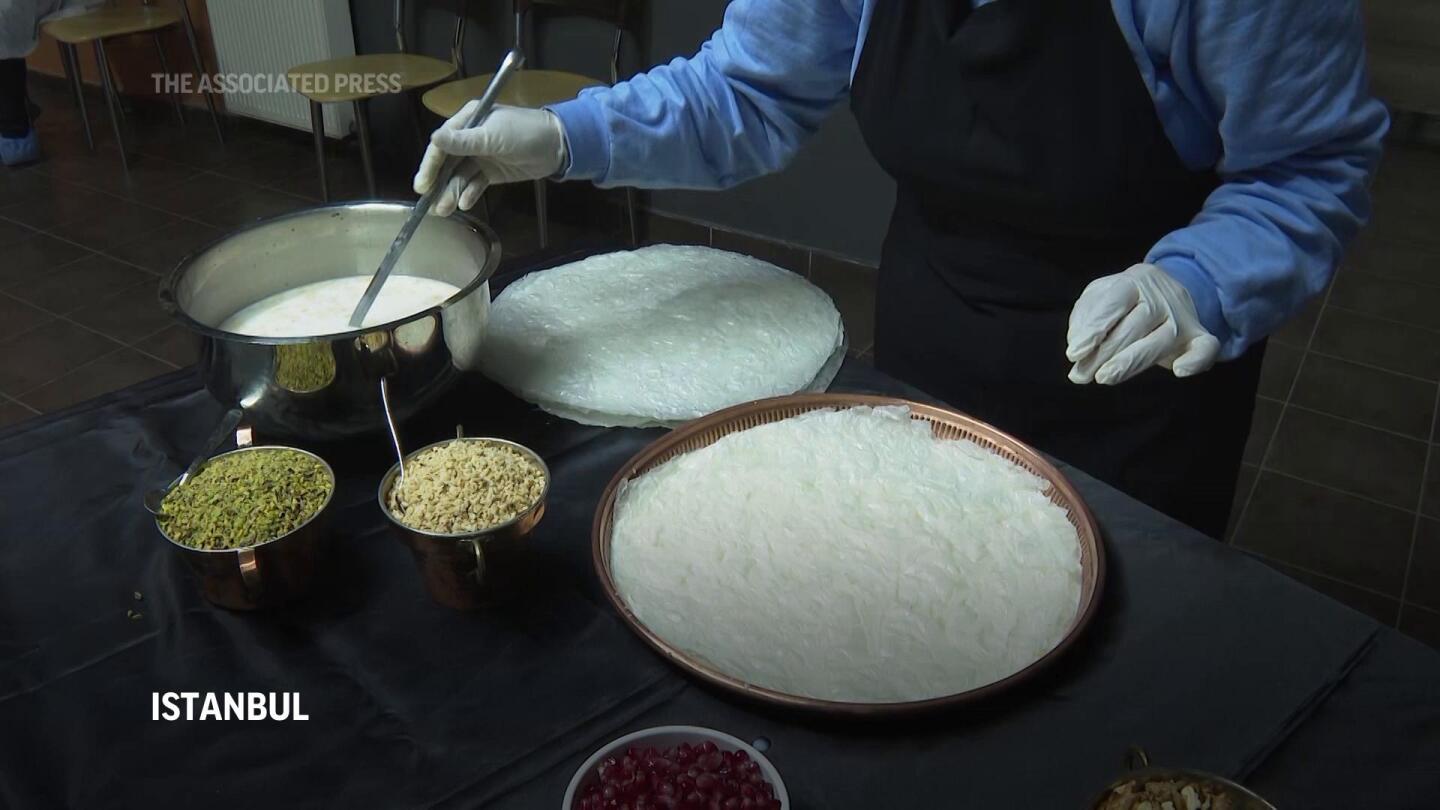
[414,0,1387,537]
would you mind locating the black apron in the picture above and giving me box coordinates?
[849,0,1264,538]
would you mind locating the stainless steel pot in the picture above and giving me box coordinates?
[159,202,499,440]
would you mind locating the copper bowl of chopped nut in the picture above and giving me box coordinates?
[377,433,549,609]
[1087,749,1276,810]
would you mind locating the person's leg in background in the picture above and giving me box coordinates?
[0,57,41,166]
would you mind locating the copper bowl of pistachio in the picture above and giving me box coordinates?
[154,443,336,610]
[377,434,549,610]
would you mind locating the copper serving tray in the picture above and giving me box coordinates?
[592,393,1106,718]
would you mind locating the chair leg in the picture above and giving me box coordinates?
[624,187,638,247]
[58,42,93,151]
[93,41,129,172]
[310,101,329,202]
[534,179,549,249]
[152,32,185,128]
[404,90,427,159]
[102,46,127,129]
[177,1,224,145]
[353,99,378,198]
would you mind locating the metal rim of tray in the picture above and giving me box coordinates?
[591,392,1106,718]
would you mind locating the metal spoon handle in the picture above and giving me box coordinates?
[348,49,525,329]
[178,407,245,487]
[379,377,406,491]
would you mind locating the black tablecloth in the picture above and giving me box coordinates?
[3,263,1439,809]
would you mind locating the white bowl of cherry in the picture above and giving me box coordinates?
[563,725,790,810]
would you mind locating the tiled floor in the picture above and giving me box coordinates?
[1227,142,1440,648]
[3,80,1438,650]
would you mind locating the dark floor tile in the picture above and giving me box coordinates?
[1268,406,1428,509]
[1234,471,1414,595]
[1271,292,1325,348]
[264,160,379,203]
[1373,142,1440,196]
[0,169,56,207]
[710,228,810,276]
[0,294,55,343]
[1424,445,1439,519]
[809,253,878,353]
[0,397,37,428]
[136,128,279,170]
[1368,192,1440,251]
[137,172,260,218]
[189,186,310,230]
[44,201,178,253]
[16,348,173,413]
[0,320,122,394]
[641,211,711,247]
[134,325,199,367]
[0,216,36,248]
[1290,352,1438,439]
[105,220,225,275]
[1408,517,1440,612]
[38,147,190,197]
[1342,236,1440,290]
[1243,398,1283,465]
[75,156,200,202]
[1330,271,1440,331]
[67,280,173,344]
[0,233,93,289]
[0,182,117,231]
[225,140,334,193]
[1311,307,1440,380]
[1267,561,1401,624]
[29,148,113,186]
[1226,463,1260,541]
[1399,606,1440,651]
[1257,342,1303,400]
[8,254,152,316]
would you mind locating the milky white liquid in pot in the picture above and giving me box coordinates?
[220,276,461,337]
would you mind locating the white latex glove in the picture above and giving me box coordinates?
[412,103,567,217]
[1065,263,1221,385]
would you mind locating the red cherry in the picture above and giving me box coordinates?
[583,740,777,810]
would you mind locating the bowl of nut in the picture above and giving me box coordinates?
[563,726,789,810]
[156,443,335,610]
[1087,749,1276,810]
[377,430,549,609]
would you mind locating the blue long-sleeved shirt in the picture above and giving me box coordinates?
[549,0,1388,359]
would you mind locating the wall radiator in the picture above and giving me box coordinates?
[205,0,356,138]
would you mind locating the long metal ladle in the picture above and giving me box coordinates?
[144,407,245,515]
[348,49,524,329]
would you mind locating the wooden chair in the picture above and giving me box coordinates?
[43,0,224,173]
[422,0,637,247]
[287,0,466,200]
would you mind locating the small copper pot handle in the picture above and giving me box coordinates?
[238,548,261,592]
[466,538,486,584]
